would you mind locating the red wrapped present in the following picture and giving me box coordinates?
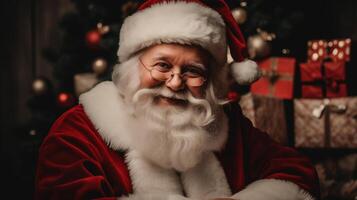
[251,57,295,99]
[294,97,357,148]
[307,38,351,63]
[300,61,347,98]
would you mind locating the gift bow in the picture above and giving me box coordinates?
[261,58,292,84]
[262,69,280,84]
[312,99,347,119]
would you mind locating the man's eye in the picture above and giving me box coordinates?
[154,62,171,71]
[184,67,205,77]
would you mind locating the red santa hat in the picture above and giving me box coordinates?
[117,0,261,85]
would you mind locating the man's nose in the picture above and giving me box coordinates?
[166,73,185,91]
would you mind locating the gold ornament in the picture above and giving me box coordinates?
[282,48,290,55]
[257,28,276,41]
[231,7,247,24]
[97,23,110,35]
[32,78,48,95]
[247,35,271,59]
[240,1,248,7]
[74,73,99,97]
[92,58,108,75]
[29,129,37,136]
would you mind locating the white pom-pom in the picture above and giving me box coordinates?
[230,59,261,85]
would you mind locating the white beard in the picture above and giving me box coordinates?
[125,86,225,172]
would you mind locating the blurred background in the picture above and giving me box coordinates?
[1,0,357,199]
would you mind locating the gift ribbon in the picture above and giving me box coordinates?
[302,79,345,94]
[261,58,293,97]
[311,99,347,147]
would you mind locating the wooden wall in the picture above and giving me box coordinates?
[1,0,73,198]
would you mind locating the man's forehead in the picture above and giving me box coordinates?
[142,44,211,64]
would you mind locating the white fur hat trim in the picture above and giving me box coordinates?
[117,1,227,66]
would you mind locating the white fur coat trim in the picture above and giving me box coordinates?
[79,81,133,150]
[117,1,227,66]
[119,150,231,200]
[231,179,315,200]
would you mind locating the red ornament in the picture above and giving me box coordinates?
[227,91,239,101]
[57,92,75,108]
[85,30,101,47]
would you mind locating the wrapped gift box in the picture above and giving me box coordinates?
[294,97,357,148]
[300,61,347,98]
[307,38,351,63]
[251,57,296,99]
[239,93,288,145]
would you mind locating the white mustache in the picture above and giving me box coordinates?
[132,87,214,126]
[133,87,187,103]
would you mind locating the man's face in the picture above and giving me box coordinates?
[138,43,210,107]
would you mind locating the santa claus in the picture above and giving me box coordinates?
[35,0,320,200]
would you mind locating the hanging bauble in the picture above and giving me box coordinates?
[57,92,75,108]
[85,30,101,47]
[74,73,99,97]
[282,48,291,55]
[92,57,108,75]
[32,78,49,95]
[227,91,239,101]
[231,7,247,24]
[257,28,276,41]
[29,129,37,136]
[97,23,110,35]
[247,34,271,59]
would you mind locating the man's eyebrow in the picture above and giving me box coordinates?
[151,53,171,61]
[185,61,206,70]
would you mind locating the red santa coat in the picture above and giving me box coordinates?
[35,82,320,200]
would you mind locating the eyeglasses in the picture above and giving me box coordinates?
[139,58,207,87]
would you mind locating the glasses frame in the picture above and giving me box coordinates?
[138,58,207,87]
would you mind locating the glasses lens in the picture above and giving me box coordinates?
[151,70,170,81]
[150,68,206,86]
[185,77,205,87]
